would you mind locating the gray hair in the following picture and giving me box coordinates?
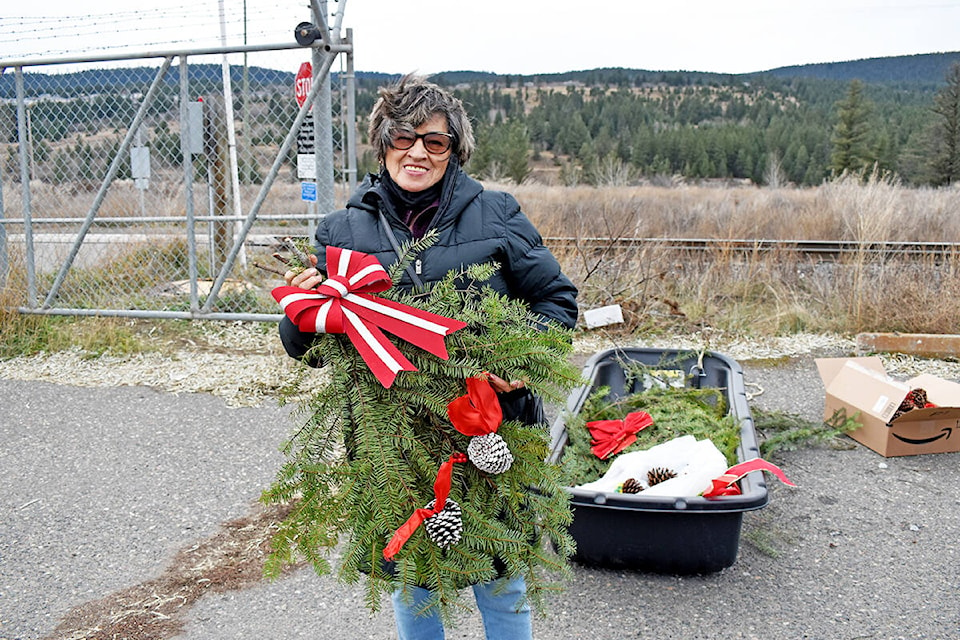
[368,73,475,165]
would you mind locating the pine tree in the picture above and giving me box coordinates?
[502,121,532,185]
[261,247,581,621]
[830,80,874,175]
[929,63,960,186]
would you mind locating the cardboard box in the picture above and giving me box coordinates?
[816,357,960,457]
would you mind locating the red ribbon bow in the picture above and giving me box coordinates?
[702,458,796,497]
[272,246,468,388]
[383,453,469,560]
[587,411,654,459]
[447,376,503,436]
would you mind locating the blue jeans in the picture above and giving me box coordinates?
[391,575,532,640]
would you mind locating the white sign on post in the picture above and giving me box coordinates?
[131,146,150,191]
[294,62,320,206]
[296,113,316,179]
[297,152,316,179]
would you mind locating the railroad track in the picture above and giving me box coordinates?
[542,237,960,258]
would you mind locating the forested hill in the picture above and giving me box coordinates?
[425,51,960,88]
[4,51,960,188]
[760,51,960,86]
[5,51,956,96]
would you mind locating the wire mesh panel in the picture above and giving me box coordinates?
[0,43,354,320]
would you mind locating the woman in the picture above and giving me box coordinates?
[279,74,577,639]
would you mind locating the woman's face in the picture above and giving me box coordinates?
[384,113,452,192]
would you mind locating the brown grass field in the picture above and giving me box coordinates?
[3,170,960,354]
[500,171,960,337]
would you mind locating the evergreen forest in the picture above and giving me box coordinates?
[3,51,960,188]
[369,54,960,187]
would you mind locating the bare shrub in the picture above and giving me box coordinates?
[763,151,788,188]
[592,156,637,187]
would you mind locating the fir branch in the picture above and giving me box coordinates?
[384,229,441,285]
[755,407,861,457]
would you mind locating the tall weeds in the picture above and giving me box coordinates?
[3,175,959,353]
[501,173,960,336]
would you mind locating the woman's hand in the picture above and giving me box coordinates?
[285,254,323,290]
[486,372,525,393]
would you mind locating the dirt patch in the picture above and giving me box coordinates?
[42,501,299,640]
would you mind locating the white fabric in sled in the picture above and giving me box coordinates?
[575,435,728,497]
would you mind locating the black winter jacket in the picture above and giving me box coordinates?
[279,167,578,361]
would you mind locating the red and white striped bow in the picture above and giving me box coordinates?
[271,246,468,388]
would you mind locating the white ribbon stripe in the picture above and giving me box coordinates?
[322,278,349,297]
[277,290,326,311]
[344,293,450,336]
[336,248,354,275]
[348,263,386,286]
[341,306,406,374]
[313,299,332,333]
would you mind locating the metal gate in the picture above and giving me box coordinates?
[0,8,356,322]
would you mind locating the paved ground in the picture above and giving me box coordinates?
[2,354,959,639]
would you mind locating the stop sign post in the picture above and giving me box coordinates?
[296,62,316,184]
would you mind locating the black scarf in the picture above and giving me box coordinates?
[377,157,460,238]
[379,169,444,213]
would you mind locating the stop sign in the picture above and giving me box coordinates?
[295,62,313,108]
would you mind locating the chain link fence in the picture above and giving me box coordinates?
[1,39,356,321]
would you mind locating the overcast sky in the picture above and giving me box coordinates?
[2,0,958,75]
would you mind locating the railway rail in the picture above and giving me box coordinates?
[8,231,959,264]
[542,237,960,258]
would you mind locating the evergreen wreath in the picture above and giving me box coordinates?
[261,234,582,620]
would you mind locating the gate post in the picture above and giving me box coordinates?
[204,94,232,272]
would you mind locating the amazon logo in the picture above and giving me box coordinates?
[892,427,953,446]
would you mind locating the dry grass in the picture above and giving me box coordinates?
[503,171,960,242]
[492,172,960,336]
[4,172,960,350]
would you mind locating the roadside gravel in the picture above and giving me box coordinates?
[5,324,960,407]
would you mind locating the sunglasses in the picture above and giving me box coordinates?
[389,130,454,154]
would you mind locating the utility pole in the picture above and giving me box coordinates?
[217,0,246,266]
[310,0,336,219]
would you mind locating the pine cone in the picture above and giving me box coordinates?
[423,499,463,549]
[467,433,514,474]
[890,388,929,425]
[907,388,928,408]
[620,478,644,494]
[646,466,678,487]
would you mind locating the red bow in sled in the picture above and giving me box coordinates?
[272,246,467,388]
[587,411,654,460]
[702,458,796,497]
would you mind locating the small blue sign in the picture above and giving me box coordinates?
[301,181,317,202]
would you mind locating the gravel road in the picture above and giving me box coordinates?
[2,337,958,640]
